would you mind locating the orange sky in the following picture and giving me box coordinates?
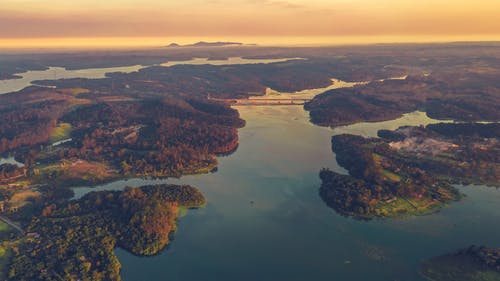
[1,0,500,47]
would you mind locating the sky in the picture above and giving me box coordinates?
[1,0,500,47]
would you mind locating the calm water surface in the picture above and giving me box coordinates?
[0,155,24,167]
[4,59,498,280]
[161,57,303,67]
[0,57,302,95]
[0,66,143,94]
[72,106,500,281]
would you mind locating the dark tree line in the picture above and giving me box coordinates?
[9,184,205,281]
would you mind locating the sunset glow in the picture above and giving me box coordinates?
[1,0,500,47]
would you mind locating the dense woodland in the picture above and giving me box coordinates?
[380,124,500,184]
[1,43,500,279]
[320,122,499,218]
[0,164,25,182]
[33,55,404,100]
[420,246,500,281]
[320,134,460,219]
[59,97,242,178]
[0,85,244,187]
[426,123,500,138]
[305,72,500,127]
[8,184,205,281]
[456,246,500,272]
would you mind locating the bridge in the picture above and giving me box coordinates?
[209,97,312,106]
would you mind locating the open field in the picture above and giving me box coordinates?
[9,190,41,209]
[35,159,119,187]
[50,122,72,143]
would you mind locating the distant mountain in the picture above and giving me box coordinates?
[166,41,244,48]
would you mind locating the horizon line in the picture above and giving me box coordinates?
[1,35,500,50]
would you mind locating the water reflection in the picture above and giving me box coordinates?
[161,57,304,67]
[0,57,303,95]
[110,106,500,281]
[0,155,24,167]
[332,111,454,138]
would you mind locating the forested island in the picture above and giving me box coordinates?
[319,123,499,219]
[1,43,499,280]
[8,184,205,281]
[421,246,500,281]
[0,87,244,188]
[0,67,246,279]
[305,70,500,127]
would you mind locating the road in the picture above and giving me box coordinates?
[0,215,24,234]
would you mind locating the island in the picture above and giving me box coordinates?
[421,246,500,281]
[0,77,246,279]
[319,123,499,219]
[305,69,500,127]
[7,184,205,281]
[1,42,499,279]
[0,87,244,189]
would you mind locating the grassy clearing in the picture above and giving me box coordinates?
[35,159,119,187]
[0,222,11,235]
[372,153,382,163]
[0,223,16,242]
[50,123,72,143]
[0,244,12,280]
[0,223,18,280]
[64,87,90,96]
[9,190,41,209]
[0,239,21,281]
[97,96,137,102]
[372,153,401,182]
[2,180,31,188]
[382,169,401,182]
[373,197,440,218]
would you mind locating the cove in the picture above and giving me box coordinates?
[0,57,302,95]
[72,105,500,281]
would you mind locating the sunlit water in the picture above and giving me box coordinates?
[0,155,24,167]
[161,57,304,67]
[255,79,361,100]
[332,111,454,138]
[71,106,499,281]
[0,66,144,95]
[253,75,408,101]
[2,61,497,280]
[0,57,302,95]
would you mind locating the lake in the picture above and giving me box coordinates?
[2,58,495,280]
[0,155,24,167]
[72,105,500,281]
[0,57,303,95]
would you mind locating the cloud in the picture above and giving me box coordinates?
[0,0,499,39]
[248,0,304,9]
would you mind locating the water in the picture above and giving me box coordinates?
[0,155,24,167]
[161,57,304,67]
[332,111,453,138]
[255,79,361,100]
[52,138,72,147]
[0,66,144,94]
[2,55,497,279]
[71,106,500,281]
[0,57,302,95]
[254,75,407,101]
